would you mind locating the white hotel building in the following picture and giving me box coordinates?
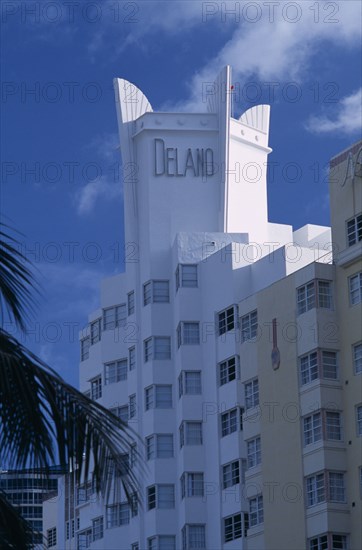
[43,67,362,550]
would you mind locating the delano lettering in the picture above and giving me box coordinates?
[154,138,214,178]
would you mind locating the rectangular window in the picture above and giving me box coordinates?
[145,385,172,409]
[300,352,319,385]
[106,505,118,528]
[154,337,171,359]
[297,280,333,314]
[179,371,202,396]
[110,405,128,423]
[297,281,315,314]
[147,485,175,510]
[221,409,238,437]
[47,527,57,547]
[90,376,102,400]
[129,346,136,370]
[222,460,240,489]
[90,319,101,345]
[241,310,258,342]
[326,411,342,440]
[322,351,338,379]
[127,291,135,315]
[144,338,153,362]
[103,304,126,330]
[245,378,259,409]
[306,473,325,506]
[247,437,261,468]
[349,272,362,305]
[80,337,90,361]
[357,405,362,435]
[218,306,237,335]
[146,434,174,459]
[178,322,200,347]
[224,513,242,542]
[182,525,205,550]
[328,472,345,502]
[144,280,170,305]
[249,495,263,527]
[318,281,333,309]
[176,264,198,290]
[77,529,92,550]
[104,359,127,384]
[309,535,328,550]
[347,213,362,246]
[303,412,322,445]
[218,356,239,386]
[129,394,136,419]
[181,472,204,498]
[180,421,203,447]
[353,343,362,374]
[131,544,139,550]
[92,517,103,541]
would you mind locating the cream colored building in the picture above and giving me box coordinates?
[239,141,362,550]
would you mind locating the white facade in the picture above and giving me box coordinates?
[46,67,337,550]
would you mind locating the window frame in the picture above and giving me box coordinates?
[218,305,238,336]
[240,310,258,343]
[346,212,362,247]
[143,279,170,305]
[176,264,198,290]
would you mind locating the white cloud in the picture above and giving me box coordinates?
[305,88,362,135]
[166,1,361,112]
[75,176,122,215]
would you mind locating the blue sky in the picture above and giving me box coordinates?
[1,0,361,386]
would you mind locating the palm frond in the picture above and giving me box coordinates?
[0,224,39,332]
[0,328,142,499]
[0,490,40,549]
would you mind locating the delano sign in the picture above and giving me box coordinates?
[153,138,215,178]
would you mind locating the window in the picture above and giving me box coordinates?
[241,310,258,342]
[90,318,101,344]
[130,493,138,517]
[180,421,203,447]
[309,535,328,550]
[90,376,102,400]
[129,346,136,370]
[106,502,130,529]
[222,460,245,489]
[110,405,128,423]
[131,544,139,550]
[103,304,126,330]
[148,536,176,550]
[145,385,172,409]
[306,473,325,506]
[303,412,322,445]
[247,437,261,468]
[224,513,242,542]
[144,280,170,305]
[347,213,362,246]
[92,517,104,541]
[177,322,200,347]
[245,378,259,409]
[357,405,362,435]
[349,272,362,305]
[77,529,92,550]
[179,371,202,396]
[322,351,338,379]
[176,264,198,290]
[104,359,127,384]
[129,394,136,419]
[249,495,263,527]
[331,535,347,550]
[146,434,174,459]
[181,525,205,550]
[127,291,135,315]
[181,473,204,498]
[47,527,57,547]
[218,306,237,335]
[221,408,239,437]
[144,337,171,361]
[297,280,333,314]
[325,411,342,441]
[80,337,90,361]
[353,343,362,374]
[147,485,175,510]
[328,472,345,502]
[300,352,318,384]
[218,356,239,386]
